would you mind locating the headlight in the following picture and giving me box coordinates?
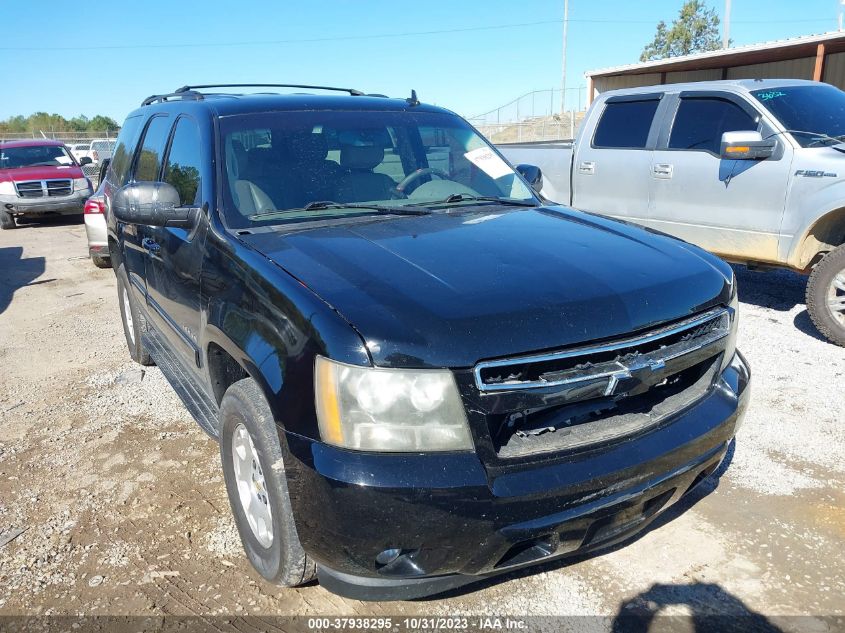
[314,356,473,452]
[0,181,14,195]
[73,177,91,192]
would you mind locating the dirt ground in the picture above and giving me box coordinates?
[0,217,843,631]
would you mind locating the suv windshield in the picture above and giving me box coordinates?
[751,84,845,148]
[0,145,75,169]
[219,110,535,227]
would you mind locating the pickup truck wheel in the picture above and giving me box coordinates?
[92,255,111,269]
[807,244,845,347]
[0,208,15,230]
[219,378,316,587]
[115,265,154,365]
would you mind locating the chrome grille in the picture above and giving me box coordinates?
[46,179,72,197]
[471,307,734,459]
[14,181,44,198]
[13,179,73,198]
[475,308,730,392]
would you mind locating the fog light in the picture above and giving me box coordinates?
[375,548,402,566]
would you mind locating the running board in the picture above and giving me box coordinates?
[142,327,220,439]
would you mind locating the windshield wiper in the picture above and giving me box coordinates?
[774,129,845,149]
[249,201,431,220]
[409,193,538,208]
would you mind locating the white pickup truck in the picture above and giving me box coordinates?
[499,78,845,346]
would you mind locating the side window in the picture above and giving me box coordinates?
[107,115,144,187]
[163,117,202,206]
[593,99,660,149]
[134,115,172,182]
[669,98,758,155]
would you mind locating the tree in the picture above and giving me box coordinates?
[640,1,722,62]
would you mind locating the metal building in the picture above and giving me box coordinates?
[586,31,845,104]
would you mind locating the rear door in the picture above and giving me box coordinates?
[142,115,208,371]
[571,93,663,222]
[647,92,792,262]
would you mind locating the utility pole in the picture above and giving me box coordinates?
[560,0,569,114]
[723,0,731,48]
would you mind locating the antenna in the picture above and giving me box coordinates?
[407,89,420,107]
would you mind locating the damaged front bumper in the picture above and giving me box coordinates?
[2,189,90,216]
[283,351,750,601]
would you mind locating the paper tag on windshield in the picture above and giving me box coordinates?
[464,147,512,179]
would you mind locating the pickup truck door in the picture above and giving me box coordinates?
[647,92,792,262]
[571,93,664,221]
[142,116,208,371]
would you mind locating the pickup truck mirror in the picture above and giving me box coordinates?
[112,182,199,228]
[515,164,543,194]
[78,156,93,167]
[720,131,775,160]
[97,158,111,185]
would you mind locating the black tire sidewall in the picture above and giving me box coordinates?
[0,208,15,229]
[807,246,845,347]
[115,264,152,364]
[219,379,311,586]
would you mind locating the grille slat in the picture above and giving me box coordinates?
[46,179,72,197]
[15,181,43,198]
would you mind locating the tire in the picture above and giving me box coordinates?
[219,378,316,587]
[806,244,845,347]
[92,255,111,269]
[0,208,15,230]
[115,264,154,366]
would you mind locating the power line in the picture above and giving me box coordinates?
[0,16,838,52]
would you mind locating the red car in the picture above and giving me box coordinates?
[0,139,93,229]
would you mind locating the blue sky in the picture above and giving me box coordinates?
[2,0,843,123]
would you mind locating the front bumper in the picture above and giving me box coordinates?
[283,351,750,601]
[2,188,90,216]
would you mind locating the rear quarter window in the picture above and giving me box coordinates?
[593,99,660,149]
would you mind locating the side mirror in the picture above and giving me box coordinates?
[720,131,775,160]
[516,163,543,194]
[79,156,93,166]
[113,182,198,228]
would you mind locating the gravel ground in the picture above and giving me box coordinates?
[0,218,843,630]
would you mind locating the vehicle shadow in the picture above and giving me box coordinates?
[610,582,783,632]
[731,264,806,312]
[0,246,47,315]
[424,440,736,601]
[13,214,84,229]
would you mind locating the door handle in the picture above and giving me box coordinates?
[652,163,674,178]
[142,237,161,253]
[578,161,596,175]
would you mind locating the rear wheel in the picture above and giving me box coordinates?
[0,208,15,230]
[219,378,316,587]
[806,244,845,347]
[92,255,111,269]
[116,264,154,365]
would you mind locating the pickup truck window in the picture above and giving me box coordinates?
[134,115,171,182]
[751,84,845,148]
[163,117,202,206]
[0,145,75,169]
[593,99,659,149]
[669,97,757,155]
[219,110,533,227]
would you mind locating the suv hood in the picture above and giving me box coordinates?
[241,206,733,368]
[0,164,83,183]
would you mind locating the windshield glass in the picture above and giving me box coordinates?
[0,144,75,169]
[219,110,534,227]
[751,84,845,147]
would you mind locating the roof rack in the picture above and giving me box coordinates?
[174,83,365,96]
[141,90,204,106]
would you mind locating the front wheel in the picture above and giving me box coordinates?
[219,378,316,587]
[806,244,845,346]
[115,264,154,365]
[0,208,15,230]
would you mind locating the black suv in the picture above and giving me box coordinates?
[104,84,750,600]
